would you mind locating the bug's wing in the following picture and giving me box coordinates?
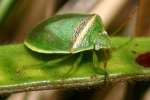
[24,14,110,53]
[24,14,93,53]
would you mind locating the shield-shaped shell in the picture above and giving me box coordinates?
[24,14,111,53]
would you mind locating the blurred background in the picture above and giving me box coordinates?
[0,0,150,100]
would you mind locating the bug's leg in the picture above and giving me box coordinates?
[92,50,108,85]
[23,55,70,69]
[92,50,105,73]
[103,49,109,69]
[103,49,110,86]
[92,50,99,69]
[63,53,83,78]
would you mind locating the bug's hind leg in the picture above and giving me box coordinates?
[63,53,83,78]
[23,55,71,69]
[103,49,109,69]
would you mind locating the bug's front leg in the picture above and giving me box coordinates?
[92,50,109,85]
[103,49,109,68]
[103,49,110,85]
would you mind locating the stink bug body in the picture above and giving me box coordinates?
[24,14,111,74]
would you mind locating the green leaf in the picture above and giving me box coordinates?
[0,37,149,94]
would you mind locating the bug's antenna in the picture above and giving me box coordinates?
[109,6,137,36]
[109,6,137,51]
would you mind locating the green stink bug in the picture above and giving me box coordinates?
[24,13,111,75]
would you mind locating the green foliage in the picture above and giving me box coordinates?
[0,37,149,93]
